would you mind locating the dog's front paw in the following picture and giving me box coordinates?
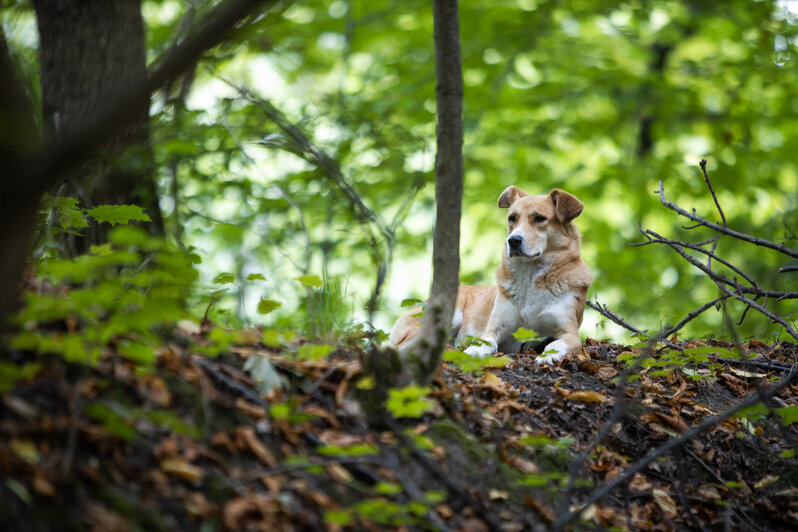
[535,339,569,365]
[464,343,496,357]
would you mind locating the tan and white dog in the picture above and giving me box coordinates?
[391,186,593,365]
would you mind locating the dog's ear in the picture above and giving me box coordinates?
[549,189,584,223]
[498,186,528,208]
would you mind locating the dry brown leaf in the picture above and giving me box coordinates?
[326,462,353,483]
[729,367,767,379]
[319,429,364,447]
[559,389,608,403]
[479,373,507,394]
[223,496,280,529]
[436,504,454,519]
[33,473,56,497]
[137,374,172,407]
[506,454,541,474]
[524,494,555,523]
[595,365,617,381]
[235,398,267,418]
[629,472,653,493]
[211,431,236,453]
[160,458,204,483]
[237,426,277,467]
[698,485,722,500]
[652,488,678,519]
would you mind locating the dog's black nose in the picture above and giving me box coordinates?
[508,235,523,248]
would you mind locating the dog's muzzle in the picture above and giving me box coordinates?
[507,235,524,257]
[508,235,542,258]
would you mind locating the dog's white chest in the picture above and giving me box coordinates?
[502,268,575,337]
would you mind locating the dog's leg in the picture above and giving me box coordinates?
[464,295,519,357]
[535,331,581,365]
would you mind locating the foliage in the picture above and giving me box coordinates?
[3,0,797,341]
[385,385,436,418]
[11,203,198,366]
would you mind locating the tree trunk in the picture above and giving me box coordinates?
[33,0,163,248]
[401,0,463,384]
[0,29,40,329]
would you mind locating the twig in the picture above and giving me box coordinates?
[558,365,798,527]
[586,300,648,338]
[699,159,726,228]
[713,281,798,342]
[780,265,798,274]
[657,181,798,259]
[638,229,797,299]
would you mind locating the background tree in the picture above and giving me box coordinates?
[33,0,162,249]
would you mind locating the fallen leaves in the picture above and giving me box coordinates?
[555,388,608,403]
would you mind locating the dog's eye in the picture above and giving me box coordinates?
[533,215,547,224]
[508,215,517,224]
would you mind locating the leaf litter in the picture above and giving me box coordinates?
[1,329,797,531]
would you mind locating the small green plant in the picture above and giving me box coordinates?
[10,201,199,367]
[385,385,436,418]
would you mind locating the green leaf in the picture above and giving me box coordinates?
[0,362,41,393]
[213,272,235,284]
[443,350,511,372]
[54,196,89,230]
[386,385,435,418]
[317,443,379,457]
[294,274,324,288]
[776,405,798,425]
[401,298,423,308]
[117,341,156,365]
[87,204,151,226]
[324,509,354,526]
[247,273,267,281]
[257,298,281,315]
[296,344,334,361]
[513,327,539,342]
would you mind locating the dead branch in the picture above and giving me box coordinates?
[657,180,798,260]
[637,229,797,300]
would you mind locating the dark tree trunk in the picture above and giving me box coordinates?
[33,0,163,247]
[400,0,463,384]
[0,29,40,329]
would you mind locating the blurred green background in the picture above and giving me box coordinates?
[4,0,797,341]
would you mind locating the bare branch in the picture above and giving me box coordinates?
[699,159,726,227]
[657,181,798,259]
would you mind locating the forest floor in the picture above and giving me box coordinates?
[2,328,798,531]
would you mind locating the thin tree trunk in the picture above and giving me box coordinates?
[402,0,463,383]
[33,0,163,249]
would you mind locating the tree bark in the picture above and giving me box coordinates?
[33,0,163,247]
[0,29,40,329]
[401,0,463,383]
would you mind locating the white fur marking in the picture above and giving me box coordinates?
[464,342,496,357]
[535,339,569,365]
[451,308,463,328]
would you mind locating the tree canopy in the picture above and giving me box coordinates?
[6,0,796,340]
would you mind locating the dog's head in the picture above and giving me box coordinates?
[497,186,583,260]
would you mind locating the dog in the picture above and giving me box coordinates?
[390,186,593,365]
